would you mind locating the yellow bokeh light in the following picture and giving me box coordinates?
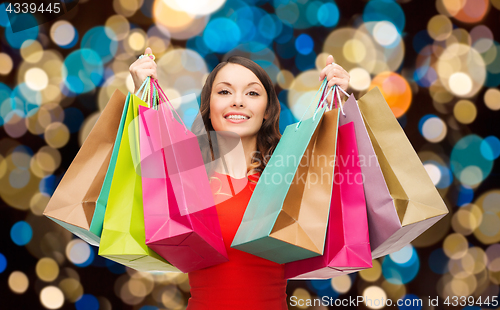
[35,146,62,174]
[484,88,500,110]
[449,72,473,96]
[153,0,208,40]
[25,67,49,91]
[36,257,60,282]
[0,53,13,75]
[20,40,43,63]
[443,233,468,259]
[277,70,294,90]
[40,286,65,309]
[113,0,142,17]
[362,286,386,309]
[451,204,482,235]
[8,271,29,294]
[44,122,70,149]
[58,278,83,302]
[454,99,477,124]
[349,67,371,91]
[331,274,352,293]
[50,21,76,46]
[422,117,447,143]
[30,192,50,215]
[163,0,226,16]
[344,39,367,63]
[359,260,382,282]
[127,30,147,52]
[105,15,130,41]
[428,15,453,41]
[291,288,311,310]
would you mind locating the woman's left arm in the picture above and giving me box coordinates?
[318,55,350,101]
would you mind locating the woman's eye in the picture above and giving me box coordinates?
[249,91,259,96]
[218,90,229,95]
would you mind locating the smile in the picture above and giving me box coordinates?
[225,115,249,120]
[224,113,250,123]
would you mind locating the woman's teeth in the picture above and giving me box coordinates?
[225,115,249,120]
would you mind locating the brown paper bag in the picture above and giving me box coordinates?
[43,89,127,246]
[358,87,449,258]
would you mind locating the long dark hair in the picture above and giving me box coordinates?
[194,55,281,174]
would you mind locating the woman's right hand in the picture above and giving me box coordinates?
[129,47,158,93]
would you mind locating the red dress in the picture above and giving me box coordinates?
[186,172,288,310]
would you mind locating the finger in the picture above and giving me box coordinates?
[319,62,336,81]
[131,59,157,72]
[326,77,346,89]
[326,54,335,66]
[138,69,157,80]
[144,47,152,55]
[325,67,348,83]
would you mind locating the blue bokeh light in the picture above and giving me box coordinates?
[75,294,99,310]
[428,248,448,274]
[382,245,420,284]
[0,253,6,273]
[363,0,405,33]
[481,136,500,160]
[450,135,493,186]
[81,26,118,64]
[62,49,104,94]
[203,18,241,53]
[317,2,340,28]
[10,221,33,246]
[4,14,38,48]
[295,34,314,55]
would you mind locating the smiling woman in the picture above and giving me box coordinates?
[128,49,350,310]
[200,56,281,175]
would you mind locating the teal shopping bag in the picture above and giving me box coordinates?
[232,80,341,264]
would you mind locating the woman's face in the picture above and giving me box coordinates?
[209,64,268,139]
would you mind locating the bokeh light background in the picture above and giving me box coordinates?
[0,0,499,309]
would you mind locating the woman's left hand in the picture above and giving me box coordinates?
[319,55,350,102]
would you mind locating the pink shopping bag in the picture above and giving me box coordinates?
[284,119,372,279]
[140,79,228,273]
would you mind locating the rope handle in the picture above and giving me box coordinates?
[295,78,330,130]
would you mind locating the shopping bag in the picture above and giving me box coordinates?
[43,89,127,246]
[140,79,228,273]
[285,119,372,279]
[231,79,339,264]
[98,81,179,272]
[353,87,448,258]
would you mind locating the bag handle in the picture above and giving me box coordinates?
[327,85,346,117]
[152,78,188,134]
[135,77,150,98]
[295,78,333,131]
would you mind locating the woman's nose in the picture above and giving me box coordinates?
[232,94,245,107]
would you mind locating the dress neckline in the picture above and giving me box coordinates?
[211,171,260,181]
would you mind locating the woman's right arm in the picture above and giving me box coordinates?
[129,47,158,93]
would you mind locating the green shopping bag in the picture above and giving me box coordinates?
[232,79,340,264]
[98,80,179,272]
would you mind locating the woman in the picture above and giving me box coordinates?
[129,47,350,310]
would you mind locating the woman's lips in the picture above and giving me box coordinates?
[224,117,250,124]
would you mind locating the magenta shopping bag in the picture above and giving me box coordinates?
[140,79,228,273]
[284,119,372,279]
